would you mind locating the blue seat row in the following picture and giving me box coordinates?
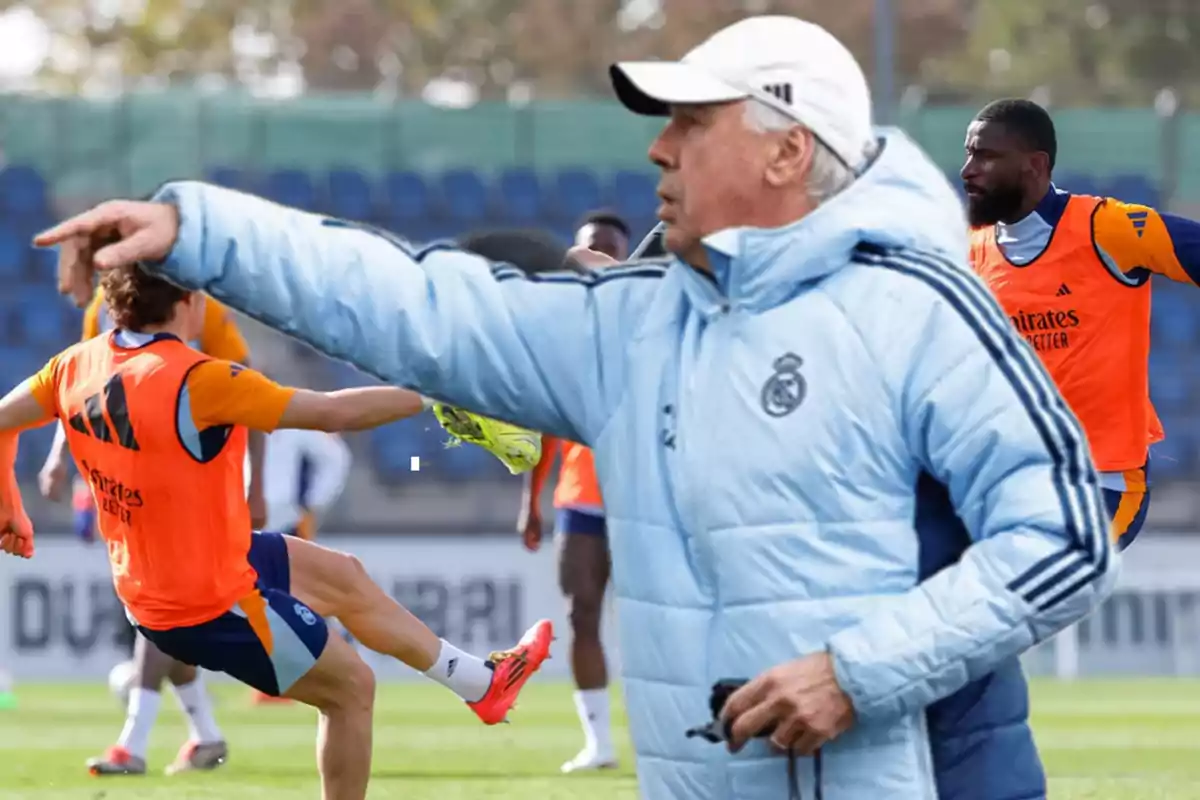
[205,166,661,228]
[0,166,50,215]
[0,288,81,350]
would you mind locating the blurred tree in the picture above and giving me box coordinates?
[926,0,1200,105]
[21,0,1197,106]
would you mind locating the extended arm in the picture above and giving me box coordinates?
[187,361,431,434]
[827,253,1118,722]
[144,181,661,443]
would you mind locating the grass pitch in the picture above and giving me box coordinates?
[1,679,1198,798]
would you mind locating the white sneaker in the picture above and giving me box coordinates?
[560,748,618,774]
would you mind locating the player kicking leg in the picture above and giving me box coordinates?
[0,265,552,797]
[279,531,551,724]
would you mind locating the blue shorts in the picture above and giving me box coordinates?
[1102,463,1151,552]
[137,531,329,697]
[554,508,606,537]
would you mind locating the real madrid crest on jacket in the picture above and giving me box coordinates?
[149,126,1115,800]
[761,354,806,417]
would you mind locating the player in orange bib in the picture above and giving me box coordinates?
[963,98,1200,551]
[517,211,628,775]
[40,277,268,775]
[0,265,553,799]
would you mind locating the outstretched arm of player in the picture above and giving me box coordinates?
[36,185,660,444]
[824,269,1118,723]
[183,360,430,434]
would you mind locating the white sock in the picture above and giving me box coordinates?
[117,688,161,760]
[575,688,613,756]
[422,640,494,703]
[172,675,224,744]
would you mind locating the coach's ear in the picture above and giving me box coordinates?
[457,228,582,275]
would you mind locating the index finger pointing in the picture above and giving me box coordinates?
[33,203,124,248]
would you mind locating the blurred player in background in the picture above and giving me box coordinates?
[517,211,629,774]
[963,98,1200,551]
[261,427,352,543]
[250,424,353,704]
[0,263,553,799]
[39,271,265,774]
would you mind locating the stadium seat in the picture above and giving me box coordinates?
[262,169,317,211]
[436,438,505,480]
[26,244,58,284]
[0,165,48,215]
[422,218,466,244]
[496,169,543,223]
[440,169,489,223]
[1150,428,1196,481]
[14,421,53,477]
[1149,369,1190,412]
[383,171,430,224]
[1104,174,1159,207]
[13,286,73,349]
[370,423,429,481]
[326,169,376,221]
[204,167,255,193]
[1055,172,1101,197]
[1151,289,1198,348]
[551,169,605,223]
[0,224,24,281]
[611,171,659,223]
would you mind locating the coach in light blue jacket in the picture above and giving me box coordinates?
[49,15,1116,800]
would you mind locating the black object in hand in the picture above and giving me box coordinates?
[685,678,777,744]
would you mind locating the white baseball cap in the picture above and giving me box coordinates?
[609,16,874,170]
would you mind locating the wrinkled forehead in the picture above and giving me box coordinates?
[965,119,1021,153]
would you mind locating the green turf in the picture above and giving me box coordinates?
[1,679,1199,798]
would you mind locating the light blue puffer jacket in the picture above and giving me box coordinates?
[145,128,1117,799]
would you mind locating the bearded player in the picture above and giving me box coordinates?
[963,98,1200,551]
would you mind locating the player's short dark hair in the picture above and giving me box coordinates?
[577,210,630,238]
[100,264,190,332]
[457,228,570,274]
[974,98,1057,171]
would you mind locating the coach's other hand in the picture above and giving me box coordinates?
[34,200,181,299]
[720,651,855,756]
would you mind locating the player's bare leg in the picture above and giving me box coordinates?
[283,535,553,724]
[284,634,375,800]
[558,532,618,772]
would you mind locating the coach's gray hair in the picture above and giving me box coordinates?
[743,100,869,205]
